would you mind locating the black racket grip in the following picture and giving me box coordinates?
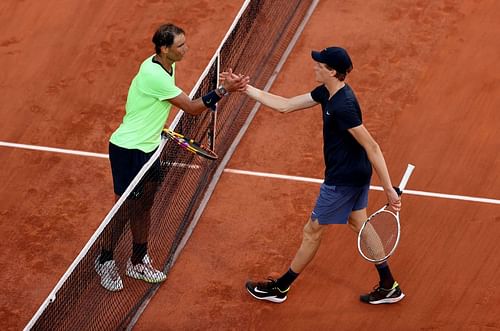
[393,186,403,196]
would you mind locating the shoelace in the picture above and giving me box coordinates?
[371,281,397,293]
[257,277,290,293]
[254,277,277,290]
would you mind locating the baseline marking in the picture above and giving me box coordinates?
[0,141,200,169]
[0,141,108,158]
[1,141,499,205]
[224,169,500,205]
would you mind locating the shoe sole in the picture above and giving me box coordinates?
[126,271,166,283]
[100,281,123,292]
[246,287,287,303]
[364,292,405,305]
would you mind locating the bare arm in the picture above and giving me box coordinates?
[168,69,250,115]
[348,125,401,211]
[245,85,317,113]
[167,91,208,115]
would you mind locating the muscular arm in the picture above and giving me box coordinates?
[168,70,249,116]
[245,85,317,113]
[348,125,401,210]
[167,91,213,116]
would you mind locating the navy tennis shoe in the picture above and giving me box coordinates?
[360,281,405,304]
[245,278,289,303]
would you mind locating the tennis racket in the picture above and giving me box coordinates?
[162,129,218,160]
[357,164,415,263]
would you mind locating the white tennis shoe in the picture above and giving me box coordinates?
[126,254,166,283]
[94,256,124,292]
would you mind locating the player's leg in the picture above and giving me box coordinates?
[126,155,166,283]
[125,147,158,258]
[129,187,152,264]
[100,194,128,257]
[347,187,405,304]
[290,218,325,273]
[347,208,366,233]
[101,144,133,260]
[94,143,129,291]
[245,218,325,303]
[350,207,397,290]
[245,183,355,303]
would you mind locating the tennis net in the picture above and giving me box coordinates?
[26,0,317,329]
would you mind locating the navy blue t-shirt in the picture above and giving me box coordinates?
[310,84,372,186]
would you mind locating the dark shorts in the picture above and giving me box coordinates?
[109,142,162,197]
[311,183,369,225]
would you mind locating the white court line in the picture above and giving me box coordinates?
[1,141,499,205]
[0,141,200,169]
[0,141,109,158]
[224,169,500,205]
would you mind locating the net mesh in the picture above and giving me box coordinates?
[29,0,314,329]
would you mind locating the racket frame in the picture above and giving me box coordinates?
[357,164,415,263]
[357,207,400,263]
[162,129,218,160]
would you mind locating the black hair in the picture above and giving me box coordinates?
[152,23,185,54]
[334,71,347,81]
[326,64,353,81]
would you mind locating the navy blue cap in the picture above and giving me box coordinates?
[311,46,353,74]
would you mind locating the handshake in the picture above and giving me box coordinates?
[201,68,250,111]
[218,68,250,94]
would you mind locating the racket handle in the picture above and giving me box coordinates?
[398,164,415,192]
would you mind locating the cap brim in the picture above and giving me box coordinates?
[311,50,324,63]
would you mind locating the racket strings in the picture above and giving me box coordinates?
[359,211,399,261]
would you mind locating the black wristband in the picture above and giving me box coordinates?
[202,90,222,111]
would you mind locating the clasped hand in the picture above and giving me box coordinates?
[219,68,249,92]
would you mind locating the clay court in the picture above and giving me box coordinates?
[1,0,499,330]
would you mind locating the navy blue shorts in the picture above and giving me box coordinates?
[109,142,161,197]
[311,183,369,225]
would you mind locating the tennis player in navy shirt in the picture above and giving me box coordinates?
[228,46,405,304]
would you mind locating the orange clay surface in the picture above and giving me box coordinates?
[1,1,499,330]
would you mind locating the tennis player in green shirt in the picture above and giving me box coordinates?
[95,23,249,291]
